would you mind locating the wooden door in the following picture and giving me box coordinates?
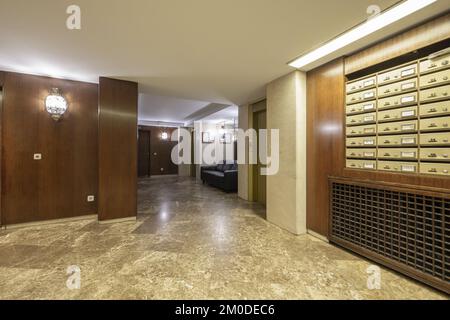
[253,110,267,206]
[138,130,150,177]
[0,86,2,226]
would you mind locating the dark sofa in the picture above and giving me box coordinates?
[201,162,238,192]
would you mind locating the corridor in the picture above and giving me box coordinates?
[0,177,445,299]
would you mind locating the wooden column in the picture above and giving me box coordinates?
[306,58,345,238]
[98,77,138,221]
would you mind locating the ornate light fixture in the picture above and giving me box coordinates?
[45,88,68,121]
[161,131,169,140]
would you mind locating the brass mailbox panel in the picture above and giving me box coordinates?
[346,124,377,136]
[345,101,377,115]
[345,47,450,176]
[346,112,376,126]
[377,161,418,173]
[378,78,418,98]
[378,120,418,135]
[420,116,450,132]
[420,54,450,74]
[420,162,450,176]
[420,100,450,118]
[346,88,376,105]
[346,149,377,159]
[346,76,377,94]
[378,106,417,123]
[420,84,450,103]
[420,132,450,146]
[378,64,417,85]
[378,92,418,110]
[420,69,450,88]
[378,148,418,160]
[378,134,418,147]
[419,148,450,161]
[347,136,376,147]
[346,159,377,170]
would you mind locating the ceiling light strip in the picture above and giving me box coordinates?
[288,0,437,69]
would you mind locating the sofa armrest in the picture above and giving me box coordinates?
[224,170,238,180]
[223,170,238,192]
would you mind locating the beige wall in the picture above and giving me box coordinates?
[266,70,307,235]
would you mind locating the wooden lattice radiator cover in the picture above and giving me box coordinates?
[329,177,449,294]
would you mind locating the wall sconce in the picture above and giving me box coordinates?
[45,88,68,121]
[161,131,169,140]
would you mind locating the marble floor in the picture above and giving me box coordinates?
[0,176,447,299]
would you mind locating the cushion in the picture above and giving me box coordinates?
[203,170,225,178]
[216,164,226,172]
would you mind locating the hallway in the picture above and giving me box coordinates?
[0,177,445,299]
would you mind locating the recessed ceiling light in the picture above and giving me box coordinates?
[288,0,437,69]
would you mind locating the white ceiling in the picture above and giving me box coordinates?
[138,94,210,123]
[0,0,448,108]
[200,106,239,124]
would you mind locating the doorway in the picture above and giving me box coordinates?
[138,130,151,177]
[252,109,267,206]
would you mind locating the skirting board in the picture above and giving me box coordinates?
[307,229,329,243]
[149,174,178,179]
[5,214,97,230]
[98,216,137,225]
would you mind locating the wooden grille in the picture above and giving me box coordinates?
[330,180,450,292]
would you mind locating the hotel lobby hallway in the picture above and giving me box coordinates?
[0,176,446,299]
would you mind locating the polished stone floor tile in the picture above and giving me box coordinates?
[0,176,447,300]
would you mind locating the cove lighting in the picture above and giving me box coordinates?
[288,0,437,69]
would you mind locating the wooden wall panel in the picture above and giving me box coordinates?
[138,126,178,176]
[1,72,98,225]
[98,77,138,221]
[345,13,450,75]
[306,58,345,237]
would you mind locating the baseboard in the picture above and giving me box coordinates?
[98,216,137,225]
[149,174,178,179]
[5,214,97,230]
[307,229,329,243]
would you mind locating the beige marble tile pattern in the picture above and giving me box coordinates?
[0,176,447,300]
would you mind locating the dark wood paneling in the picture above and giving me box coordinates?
[139,126,178,176]
[345,13,450,75]
[98,77,138,221]
[306,58,345,237]
[1,72,98,225]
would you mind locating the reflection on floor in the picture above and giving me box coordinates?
[0,176,446,299]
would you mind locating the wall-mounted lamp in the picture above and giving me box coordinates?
[45,88,68,121]
[161,131,169,140]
